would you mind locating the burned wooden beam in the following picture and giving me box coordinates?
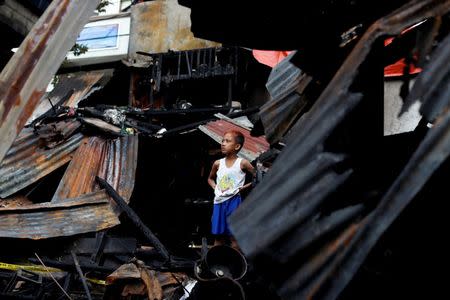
[80,117,124,136]
[0,0,101,164]
[71,251,93,300]
[96,176,170,262]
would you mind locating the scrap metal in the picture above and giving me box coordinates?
[52,135,138,206]
[27,69,113,126]
[0,190,120,239]
[34,119,81,148]
[0,128,83,198]
[260,51,314,145]
[0,0,100,165]
[127,0,220,66]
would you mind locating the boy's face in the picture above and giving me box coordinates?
[221,133,241,155]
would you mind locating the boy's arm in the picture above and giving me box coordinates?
[207,160,220,190]
[239,159,256,192]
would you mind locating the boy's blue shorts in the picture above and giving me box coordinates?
[211,194,242,235]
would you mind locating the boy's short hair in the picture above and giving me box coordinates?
[225,130,245,152]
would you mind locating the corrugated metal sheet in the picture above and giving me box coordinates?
[52,136,105,201]
[27,69,114,125]
[0,128,83,198]
[265,51,301,100]
[98,135,139,205]
[199,120,269,161]
[0,0,100,165]
[260,51,313,145]
[0,190,120,239]
[52,135,138,205]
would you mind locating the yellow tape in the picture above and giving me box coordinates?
[1,261,107,286]
[86,277,106,285]
[0,261,62,273]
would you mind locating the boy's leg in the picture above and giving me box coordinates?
[212,202,227,242]
[225,194,243,251]
[214,235,226,246]
[230,236,241,251]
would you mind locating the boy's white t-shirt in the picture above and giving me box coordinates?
[214,157,246,204]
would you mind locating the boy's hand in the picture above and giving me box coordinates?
[239,183,252,192]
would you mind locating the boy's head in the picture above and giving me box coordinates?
[221,130,245,155]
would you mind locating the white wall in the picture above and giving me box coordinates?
[384,80,422,136]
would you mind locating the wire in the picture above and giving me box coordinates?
[76,33,131,43]
[34,253,73,300]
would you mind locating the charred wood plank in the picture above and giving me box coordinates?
[96,176,170,262]
[71,251,92,300]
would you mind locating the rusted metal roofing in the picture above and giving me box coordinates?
[52,136,105,202]
[199,119,269,161]
[98,135,139,205]
[27,69,114,125]
[52,135,138,205]
[0,190,120,239]
[0,128,83,198]
[0,0,100,165]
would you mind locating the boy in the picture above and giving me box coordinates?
[207,130,255,249]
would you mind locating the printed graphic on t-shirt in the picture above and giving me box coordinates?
[218,174,235,193]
